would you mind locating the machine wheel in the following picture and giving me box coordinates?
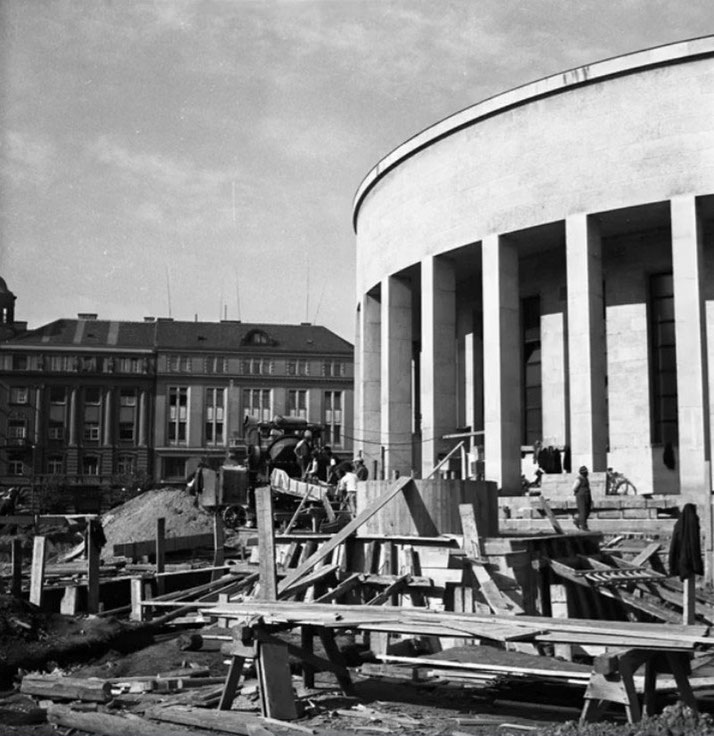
[222,505,246,529]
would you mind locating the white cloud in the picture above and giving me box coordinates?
[0,129,57,188]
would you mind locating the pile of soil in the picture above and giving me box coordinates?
[100,487,215,560]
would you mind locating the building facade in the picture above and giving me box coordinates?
[353,37,714,497]
[0,305,353,492]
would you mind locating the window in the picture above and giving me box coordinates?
[48,423,64,441]
[119,389,136,442]
[9,387,28,404]
[83,423,100,442]
[243,388,272,422]
[522,296,542,445]
[287,360,310,376]
[240,358,274,376]
[8,456,24,475]
[650,273,678,444]
[119,357,143,373]
[163,456,187,479]
[168,355,191,372]
[322,361,344,377]
[47,455,64,475]
[242,329,272,346]
[12,354,27,370]
[324,391,343,446]
[8,418,26,440]
[288,389,308,419]
[78,356,97,372]
[205,388,225,445]
[82,456,99,475]
[206,356,228,374]
[117,455,136,474]
[49,355,76,372]
[168,387,189,444]
[120,390,137,406]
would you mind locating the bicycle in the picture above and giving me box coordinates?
[606,467,637,496]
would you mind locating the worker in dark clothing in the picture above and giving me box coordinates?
[669,503,704,581]
[572,465,592,530]
[354,457,369,481]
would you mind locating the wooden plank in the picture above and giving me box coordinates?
[278,476,413,595]
[314,573,362,604]
[29,535,47,607]
[684,575,697,625]
[155,517,166,595]
[256,486,277,601]
[147,705,261,734]
[469,560,524,615]
[60,586,79,616]
[278,564,339,600]
[631,542,661,568]
[213,514,225,572]
[535,497,564,534]
[459,504,483,559]
[48,703,197,736]
[256,640,298,720]
[379,654,590,681]
[11,537,22,597]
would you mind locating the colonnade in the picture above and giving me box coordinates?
[355,195,712,495]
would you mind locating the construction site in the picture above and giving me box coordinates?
[1,447,714,736]
[2,22,714,736]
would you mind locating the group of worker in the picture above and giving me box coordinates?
[293,430,368,494]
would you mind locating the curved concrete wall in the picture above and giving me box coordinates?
[354,37,714,296]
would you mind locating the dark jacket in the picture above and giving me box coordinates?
[668,503,704,581]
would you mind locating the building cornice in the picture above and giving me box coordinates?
[352,35,714,231]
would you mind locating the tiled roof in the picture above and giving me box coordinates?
[2,319,353,355]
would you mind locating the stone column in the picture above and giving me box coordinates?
[482,234,521,491]
[566,214,608,472]
[359,292,381,470]
[541,311,567,447]
[68,387,77,446]
[381,275,412,477]
[671,195,710,495]
[139,390,148,447]
[421,255,456,477]
[103,387,113,446]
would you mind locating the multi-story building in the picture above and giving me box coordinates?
[0,289,353,495]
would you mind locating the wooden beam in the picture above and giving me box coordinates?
[87,518,102,613]
[631,542,661,568]
[459,504,483,559]
[278,476,413,595]
[10,537,22,597]
[47,703,195,736]
[256,486,277,600]
[29,535,47,608]
[155,517,166,595]
[147,705,261,734]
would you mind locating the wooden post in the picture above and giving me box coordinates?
[256,486,277,600]
[60,586,79,616]
[29,535,47,608]
[213,513,225,574]
[86,518,101,613]
[155,517,166,595]
[11,537,22,597]
[683,574,696,624]
[130,577,145,622]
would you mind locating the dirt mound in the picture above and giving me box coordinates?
[100,487,215,560]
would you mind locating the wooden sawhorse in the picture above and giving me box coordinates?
[219,620,353,720]
[580,647,697,724]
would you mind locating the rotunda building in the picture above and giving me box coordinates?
[353,37,714,497]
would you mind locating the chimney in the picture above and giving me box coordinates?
[77,313,98,320]
[144,316,156,323]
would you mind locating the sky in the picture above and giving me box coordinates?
[1,1,712,343]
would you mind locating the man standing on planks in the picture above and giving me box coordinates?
[572,465,592,531]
